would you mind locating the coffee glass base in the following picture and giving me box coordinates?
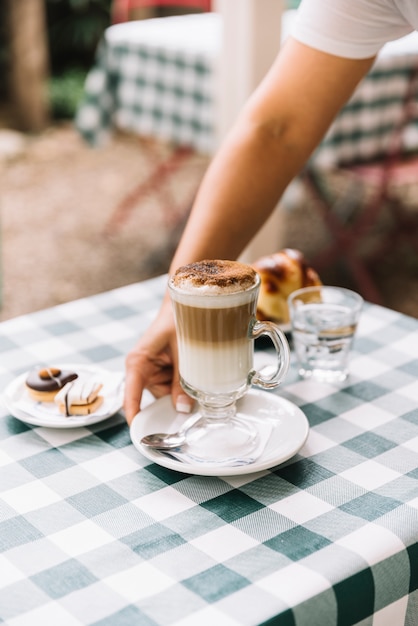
[179,410,260,465]
[177,380,261,464]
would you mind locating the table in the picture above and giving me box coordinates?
[76,12,418,164]
[314,32,418,168]
[76,12,221,153]
[1,274,418,625]
[75,12,221,235]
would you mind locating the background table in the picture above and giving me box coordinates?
[1,274,418,625]
[76,12,221,153]
[315,31,418,167]
[76,12,418,164]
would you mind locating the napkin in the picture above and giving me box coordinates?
[154,419,273,468]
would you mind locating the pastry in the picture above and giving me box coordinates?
[54,376,103,416]
[26,367,78,403]
[252,248,322,324]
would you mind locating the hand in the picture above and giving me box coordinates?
[123,301,193,424]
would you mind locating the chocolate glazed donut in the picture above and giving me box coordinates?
[26,367,78,402]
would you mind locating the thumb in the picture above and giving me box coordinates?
[169,331,194,414]
[171,378,194,414]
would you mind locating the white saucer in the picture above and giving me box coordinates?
[130,389,309,476]
[2,364,124,428]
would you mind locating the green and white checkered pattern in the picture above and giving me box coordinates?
[76,13,418,166]
[317,31,418,168]
[1,274,418,625]
[76,13,219,153]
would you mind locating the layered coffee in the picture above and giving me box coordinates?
[169,260,259,395]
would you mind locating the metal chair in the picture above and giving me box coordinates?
[97,10,218,235]
[300,64,418,304]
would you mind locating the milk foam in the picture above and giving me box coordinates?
[170,259,258,296]
[172,279,252,296]
[170,287,256,309]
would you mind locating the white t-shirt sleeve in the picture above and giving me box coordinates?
[291,0,414,59]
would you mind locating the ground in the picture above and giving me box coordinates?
[1,122,417,322]
[0,122,208,321]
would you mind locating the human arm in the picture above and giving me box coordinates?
[124,37,375,423]
[169,37,375,268]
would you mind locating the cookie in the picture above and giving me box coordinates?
[54,377,103,416]
[26,367,78,403]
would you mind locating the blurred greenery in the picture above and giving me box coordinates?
[1,0,303,120]
[49,67,88,119]
[45,0,111,119]
[0,1,111,117]
[46,0,112,72]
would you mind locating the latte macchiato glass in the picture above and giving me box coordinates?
[168,260,290,464]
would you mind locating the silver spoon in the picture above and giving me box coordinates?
[140,414,202,450]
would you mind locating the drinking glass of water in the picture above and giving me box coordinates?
[288,286,363,383]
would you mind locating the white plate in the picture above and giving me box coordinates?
[130,389,309,476]
[2,364,124,428]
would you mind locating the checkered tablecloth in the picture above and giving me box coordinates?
[1,274,418,626]
[317,31,418,168]
[75,12,418,165]
[75,13,220,153]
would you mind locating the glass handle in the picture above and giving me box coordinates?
[250,321,290,389]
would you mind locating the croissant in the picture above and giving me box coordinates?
[252,248,322,324]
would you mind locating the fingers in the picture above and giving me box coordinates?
[171,367,194,414]
[175,392,194,414]
[123,300,194,423]
[168,328,194,414]
[124,350,147,425]
[123,310,176,423]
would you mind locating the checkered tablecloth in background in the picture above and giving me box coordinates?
[76,12,418,166]
[76,13,220,153]
[1,274,418,625]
